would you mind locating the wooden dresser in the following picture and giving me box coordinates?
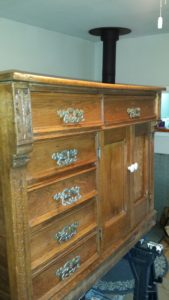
[0,71,163,300]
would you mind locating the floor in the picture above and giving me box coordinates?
[84,233,169,300]
[124,239,169,300]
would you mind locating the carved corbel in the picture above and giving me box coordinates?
[12,84,33,168]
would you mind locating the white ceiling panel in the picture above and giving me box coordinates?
[0,0,168,40]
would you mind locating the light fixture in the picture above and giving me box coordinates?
[158,0,167,29]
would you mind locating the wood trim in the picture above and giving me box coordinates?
[155,128,169,132]
[0,83,33,299]
[0,70,165,92]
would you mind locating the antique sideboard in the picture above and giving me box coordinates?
[0,71,164,299]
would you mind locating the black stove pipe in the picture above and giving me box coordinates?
[89,27,131,83]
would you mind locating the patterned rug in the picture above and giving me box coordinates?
[85,253,168,300]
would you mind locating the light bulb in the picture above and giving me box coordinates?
[158,16,163,29]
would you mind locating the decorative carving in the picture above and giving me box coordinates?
[13,154,31,168]
[12,85,33,167]
[56,256,80,280]
[13,88,32,144]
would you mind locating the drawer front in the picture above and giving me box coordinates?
[26,133,96,183]
[104,95,156,125]
[28,168,96,226]
[31,92,102,131]
[31,199,96,270]
[32,233,98,299]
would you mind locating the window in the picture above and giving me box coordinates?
[161,90,169,128]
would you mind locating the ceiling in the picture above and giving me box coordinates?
[0,0,168,41]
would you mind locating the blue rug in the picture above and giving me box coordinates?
[85,253,168,300]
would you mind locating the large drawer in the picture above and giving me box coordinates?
[32,232,98,300]
[26,133,96,183]
[104,94,157,125]
[31,92,102,132]
[31,199,97,271]
[28,167,97,227]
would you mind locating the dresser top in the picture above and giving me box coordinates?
[0,70,165,92]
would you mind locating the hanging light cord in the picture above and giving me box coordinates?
[158,0,167,29]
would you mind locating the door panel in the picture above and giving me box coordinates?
[132,123,150,226]
[134,133,146,203]
[101,127,131,249]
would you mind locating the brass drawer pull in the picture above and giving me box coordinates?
[57,108,85,124]
[56,256,80,280]
[53,186,81,206]
[55,222,79,243]
[127,107,141,118]
[52,149,78,166]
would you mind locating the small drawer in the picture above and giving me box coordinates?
[31,199,96,270]
[32,233,98,300]
[28,167,96,226]
[31,92,102,132]
[26,133,96,183]
[104,94,156,125]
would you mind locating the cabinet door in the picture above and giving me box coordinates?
[100,127,131,250]
[131,123,151,227]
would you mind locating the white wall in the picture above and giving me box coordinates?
[2,16,169,87]
[94,33,169,87]
[2,17,169,87]
[0,18,95,80]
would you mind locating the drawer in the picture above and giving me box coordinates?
[31,199,97,270]
[31,92,102,132]
[26,133,96,183]
[32,233,98,300]
[28,167,97,226]
[104,94,156,125]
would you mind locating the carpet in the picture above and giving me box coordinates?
[85,253,168,300]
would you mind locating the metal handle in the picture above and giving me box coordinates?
[53,186,81,206]
[55,222,79,243]
[52,149,78,167]
[56,256,80,280]
[128,162,138,173]
[57,107,85,124]
[127,107,141,118]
